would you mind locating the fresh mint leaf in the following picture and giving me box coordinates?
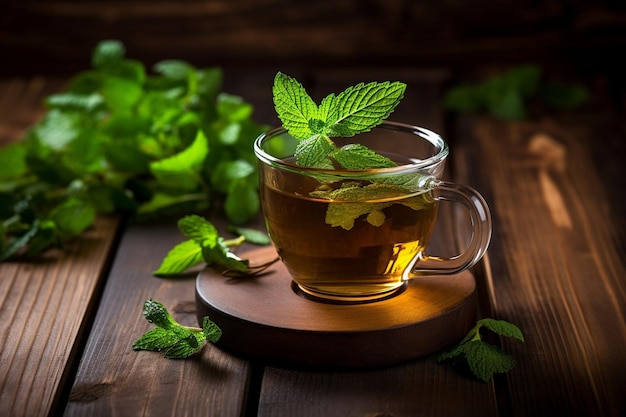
[0,143,27,181]
[49,198,96,238]
[273,72,318,140]
[92,39,125,69]
[202,316,223,343]
[464,341,517,382]
[541,82,589,109]
[330,144,396,170]
[202,238,249,273]
[438,318,524,382]
[153,60,191,80]
[133,299,222,359]
[310,183,422,230]
[478,318,525,341]
[149,130,209,191]
[153,239,203,276]
[227,226,271,245]
[132,327,180,351]
[294,135,336,169]
[224,179,260,225]
[177,214,218,244]
[325,81,406,137]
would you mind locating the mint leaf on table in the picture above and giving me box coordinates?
[154,214,272,276]
[132,299,222,359]
[437,318,524,382]
[0,39,268,262]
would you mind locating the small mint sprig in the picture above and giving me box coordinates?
[437,318,524,382]
[153,214,270,276]
[273,72,406,169]
[132,299,222,359]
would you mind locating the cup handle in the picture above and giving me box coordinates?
[411,180,492,276]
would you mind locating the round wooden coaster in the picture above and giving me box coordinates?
[195,246,476,368]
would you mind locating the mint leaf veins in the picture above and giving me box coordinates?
[437,318,524,382]
[132,299,222,359]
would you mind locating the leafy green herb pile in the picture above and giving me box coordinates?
[443,64,588,120]
[0,40,267,261]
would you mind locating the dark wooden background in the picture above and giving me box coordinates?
[2,0,626,81]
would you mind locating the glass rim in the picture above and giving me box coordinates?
[253,120,449,175]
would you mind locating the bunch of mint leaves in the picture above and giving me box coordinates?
[0,39,267,261]
[443,64,588,120]
[132,299,222,359]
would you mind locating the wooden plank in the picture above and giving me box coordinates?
[0,215,121,417]
[3,1,625,76]
[254,69,500,416]
[451,105,626,416]
[0,78,66,146]
[0,78,123,417]
[63,219,255,416]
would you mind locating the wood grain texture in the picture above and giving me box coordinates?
[0,215,120,417]
[3,0,625,76]
[451,100,626,416]
[63,220,254,417]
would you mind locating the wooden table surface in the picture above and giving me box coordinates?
[1,66,625,417]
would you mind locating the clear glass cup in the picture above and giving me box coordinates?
[254,120,492,303]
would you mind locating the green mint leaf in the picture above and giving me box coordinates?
[164,333,204,359]
[325,81,406,137]
[142,299,179,330]
[153,239,203,276]
[177,214,218,245]
[227,226,271,246]
[0,219,40,261]
[132,327,180,351]
[273,72,318,140]
[149,130,209,191]
[49,198,96,238]
[464,341,516,382]
[224,179,260,225]
[437,318,523,382]
[477,318,525,342]
[330,144,396,170]
[202,317,223,343]
[201,238,249,272]
[217,93,254,123]
[92,39,125,69]
[541,82,588,109]
[311,183,428,230]
[152,59,192,80]
[45,92,105,113]
[294,135,335,168]
[0,143,27,181]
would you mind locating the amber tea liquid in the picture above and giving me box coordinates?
[260,174,439,301]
